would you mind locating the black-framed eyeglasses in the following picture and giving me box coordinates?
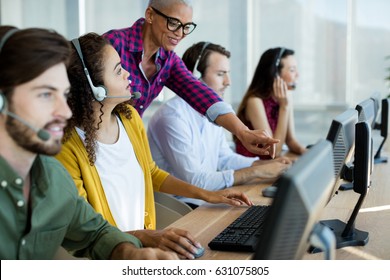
[151,7,197,35]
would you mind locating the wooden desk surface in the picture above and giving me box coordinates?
[168,141,390,260]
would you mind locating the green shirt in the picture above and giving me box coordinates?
[0,155,142,260]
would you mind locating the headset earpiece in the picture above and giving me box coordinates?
[192,42,210,80]
[0,28,19,114]
[71,38,107,101]
[92,86,108,102]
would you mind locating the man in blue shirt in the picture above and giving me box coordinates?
[147,42,291,208]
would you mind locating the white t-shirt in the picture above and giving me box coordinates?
[76,116,145,231]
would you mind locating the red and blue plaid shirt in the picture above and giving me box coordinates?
[103,18,233,120]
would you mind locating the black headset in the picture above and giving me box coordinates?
[71,38,108,102]
[0,28,20,113]
[192,42,210,80]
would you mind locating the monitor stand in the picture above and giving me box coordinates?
[374,156,388,164]
[373,114,388,164]
[309,219,368,253]
[309,193,369,253]
[374,138,388,164]
[339,182,353,191]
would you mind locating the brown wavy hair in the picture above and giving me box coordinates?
[64,32,133,165]
[181,41,230,77]
[0,26,70,97]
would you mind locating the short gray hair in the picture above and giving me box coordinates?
[148,0,193,10]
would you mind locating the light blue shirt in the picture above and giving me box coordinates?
[147,96,258,206]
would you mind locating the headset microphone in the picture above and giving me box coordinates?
[289,83,297,90]
[131,92,141,99]
[5,111,50,141]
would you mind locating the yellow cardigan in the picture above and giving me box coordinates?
[55,105,169,230]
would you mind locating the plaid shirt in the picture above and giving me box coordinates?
[103,18,233,120]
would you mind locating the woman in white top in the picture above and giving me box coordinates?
[56,32,252,259]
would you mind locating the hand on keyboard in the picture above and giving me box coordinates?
[207,188,253,206]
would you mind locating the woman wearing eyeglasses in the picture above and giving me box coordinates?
[234,47,307,159]
[103,0,279,158]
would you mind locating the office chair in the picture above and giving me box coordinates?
[154,192,192,229]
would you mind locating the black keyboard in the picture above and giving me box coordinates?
[208,205,271,252]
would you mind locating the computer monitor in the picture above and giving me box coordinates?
[370,92,381,125]
[325,108,358,197]
[356,98,376,129]
[339,98,376,188]
[373,98,389,164]
[253,139,335,260]
[261,109,357,199]
[310,122,370,253]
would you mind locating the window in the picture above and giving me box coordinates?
[1,0,389,109]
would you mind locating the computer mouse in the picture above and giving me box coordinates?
[183,239,205,259]
[193,246,205,258]
[262,185,278,198]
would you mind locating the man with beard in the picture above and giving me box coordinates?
[0,26,177,260]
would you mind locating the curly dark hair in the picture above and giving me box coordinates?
[64,32,133,165]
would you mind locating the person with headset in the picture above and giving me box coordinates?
[55,33,252,259]
[102,0,279,159]
[235,47,307,159]
[0,26,177,260]
[147,42,292,208]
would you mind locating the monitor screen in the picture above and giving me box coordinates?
[356,98,376,128]
[353,122,372,195]
[336,98,377,188]
[370,92,381,125]
[325,108,358,201]
[373,98,389,163]
[253,139,335,260]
